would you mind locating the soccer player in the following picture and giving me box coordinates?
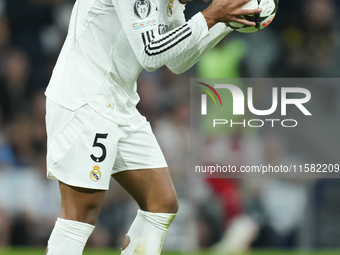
[44,0,261,254]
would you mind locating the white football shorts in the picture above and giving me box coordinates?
[46,99,167,190]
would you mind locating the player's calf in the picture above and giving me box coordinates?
[121,209,176,255]
[45,182,105,255]
[45,218,95,255]
[113,168,178,254]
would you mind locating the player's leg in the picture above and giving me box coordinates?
[44,100,119,255]
[113,167,178,213]
[113,167,178,254]
[45,182,106,255]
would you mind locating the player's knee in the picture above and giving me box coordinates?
[142,192,178,213]
[84,209,100,225]
[157,192,179,214]
[167,194,179,213]
[61,202,101,225]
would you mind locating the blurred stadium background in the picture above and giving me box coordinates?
[0,0,340,254]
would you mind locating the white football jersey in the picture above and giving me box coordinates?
[45,0,232,124]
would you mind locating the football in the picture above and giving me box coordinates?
[229,0,279,33]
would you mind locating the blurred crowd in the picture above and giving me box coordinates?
[0,0,340,252]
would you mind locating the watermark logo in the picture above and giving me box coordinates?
[196,82,312,128]
[196,82,222,115]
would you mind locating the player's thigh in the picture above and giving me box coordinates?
[112,167,178,213]
[59,181,106,225]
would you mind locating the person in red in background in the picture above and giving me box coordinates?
[197,39,261,254]
[203,131,261,255]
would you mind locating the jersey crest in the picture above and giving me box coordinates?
[90,165,102,182]
[134,0,151,19]
[167,0,174,17]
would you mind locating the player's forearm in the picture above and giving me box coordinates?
[202,7,220,29]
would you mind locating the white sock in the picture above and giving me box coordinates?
[121,209,176,255]
[46,218,95,255]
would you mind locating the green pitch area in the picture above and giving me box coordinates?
[1,248,340,255]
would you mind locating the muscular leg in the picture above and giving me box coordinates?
[113,167,178,254]
[44,182,106,255]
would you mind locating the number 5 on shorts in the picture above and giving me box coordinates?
[90,133,108,163]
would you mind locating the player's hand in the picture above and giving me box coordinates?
[202,0,262,29]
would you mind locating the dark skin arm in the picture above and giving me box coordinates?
[180,0,262,29]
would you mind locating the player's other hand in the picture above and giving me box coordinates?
[202,0,262,29]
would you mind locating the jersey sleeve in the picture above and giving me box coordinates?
[166,23,233,74]
[112,0,211,72]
